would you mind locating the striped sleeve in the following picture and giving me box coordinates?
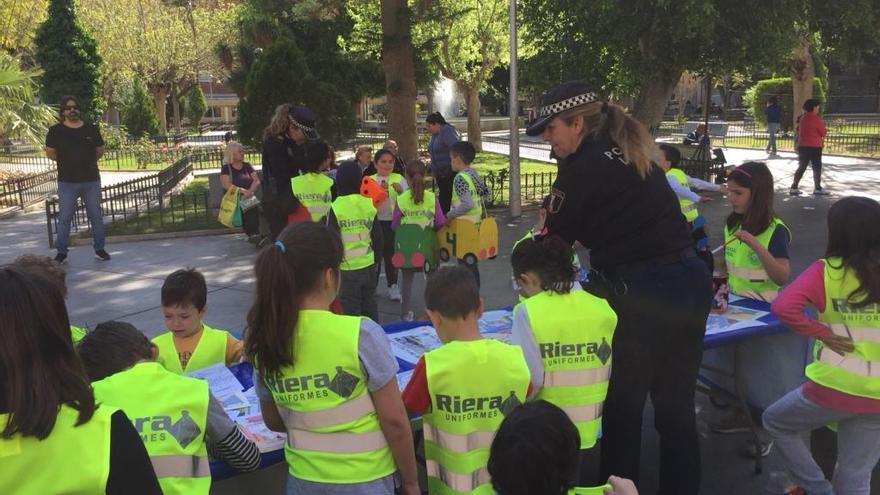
[213,427,262,472]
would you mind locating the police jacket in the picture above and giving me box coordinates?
[544,136,693,271]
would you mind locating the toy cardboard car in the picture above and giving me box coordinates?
[360,176,388,208]
[392,224,439,270]
[437,217,499,265]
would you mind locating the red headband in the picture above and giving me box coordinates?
[732,166,752,178]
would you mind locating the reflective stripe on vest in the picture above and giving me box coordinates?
[724,218,790,303]
[805,258,880,399]
[426,460,492,494]
[521,290,617,449]
[397,190,436,228]
[666,168,698,221]
[150,454,211,478]
[424,339,530,495]
[267,310,395,483]
[92,362,211,495]
[153,324,229,374]
[0,404,115,495]
[451,171,483,223]
[291,173,334,222]
[568,485,614,495]
[331,195,377,271]
[423,423,495,453]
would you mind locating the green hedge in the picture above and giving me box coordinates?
[744,77,826,132]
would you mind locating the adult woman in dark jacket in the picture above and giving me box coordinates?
[0,267,161,494]
[425,112,460,213]
[527,82,712,495]
[260,105,318,240]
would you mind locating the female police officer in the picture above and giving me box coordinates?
[528,81,712,495]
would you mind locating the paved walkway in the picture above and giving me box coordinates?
[2,142,879,493]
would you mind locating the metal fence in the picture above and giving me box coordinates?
[653,119,880,157]
[426,169,557,208]
[0,169,58,209]
[45,157,195,247]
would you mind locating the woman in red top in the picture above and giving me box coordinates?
[790,99,829,196]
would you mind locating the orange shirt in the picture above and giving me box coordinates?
[171,325,243,370]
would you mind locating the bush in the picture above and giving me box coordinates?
[122,79,160,139]
[744,77,826,132]
[186,85,208,130]
[34,0,105,123]
[98,122,131,150]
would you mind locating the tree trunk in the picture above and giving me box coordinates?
[631,73,681,131]
[790,36,815,131]
[380,0,419,162]
[459,83,482,151]
[171,84,182,134]
[150,85,169,136]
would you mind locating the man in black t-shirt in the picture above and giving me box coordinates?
[45,96,109,264]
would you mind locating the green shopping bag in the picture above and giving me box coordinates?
[218,187,240,228]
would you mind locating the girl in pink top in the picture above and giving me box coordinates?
[764,196,880,495]
[790,99,829,196]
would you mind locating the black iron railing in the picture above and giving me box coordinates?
[0,169,58,209]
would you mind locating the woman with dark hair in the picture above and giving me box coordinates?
[527,81,712,494]
[425,112,460,212]
[488,400,638,495]
[0,267,160,494]
[766,196,880,494]
[790,98,829,196]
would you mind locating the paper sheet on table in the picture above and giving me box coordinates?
[397,369,414,392]
[234,413,287,453]
[389,326,443,364]
[705,303,770,336]
[186,363,245,398]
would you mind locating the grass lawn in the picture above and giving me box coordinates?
[473,151,556,174]
[104,177,226,236]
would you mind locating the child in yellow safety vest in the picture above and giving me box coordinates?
[488,400,638,495]
[447,141,489,288]
[328,161,385,321]
[371,149,408,302]
[291,141,336,223]
[78,321,260,495]
[152,268,243,374]
[722,162,791,303]
[658,144,723,273]
[392,159,446,321]
[246,221,419,495]
[0,267,162,494]
[764,196,880,495]
[12,254,89,343]
[510,235,617,485]
[402,266,531,495]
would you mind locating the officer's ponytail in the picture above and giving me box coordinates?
[511,235,576,294]
[246,222,343,377]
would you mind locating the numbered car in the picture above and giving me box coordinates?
[437,217,499,266]
[392,224,439,271]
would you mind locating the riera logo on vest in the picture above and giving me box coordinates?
[133,411,201,448]
[434,391,522,421]
[832,298,880,319]
[265,366,361,402]
[540,337,612,366]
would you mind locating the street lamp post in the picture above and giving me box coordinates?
[508,0,521,217]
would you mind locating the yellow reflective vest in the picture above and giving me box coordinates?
[724,217,790,302]
[153,324,229,374]
[451,171,483,223]
[666,168,698,222]
[71,324,87,343]
[331,194,378,271]
[0,404,116,494]
[291,173,334,222]
[519,290,617,449]
[264,310,396,483]
[370,172,404,217]
[93,361,211,495]
[806,258,880,399]
[424,339,530,494]
[397,190,437,229]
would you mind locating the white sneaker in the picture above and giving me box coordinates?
[389,284,402,301]
[403,311,414,322]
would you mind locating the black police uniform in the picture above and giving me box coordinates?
[545,135,712,495]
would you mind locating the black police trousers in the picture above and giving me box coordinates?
[594,255,712,495]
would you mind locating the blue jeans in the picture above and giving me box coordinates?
[56,181,105,254]
[767,122,780,153]
[763,387,880,495]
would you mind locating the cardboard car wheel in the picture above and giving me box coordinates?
[439,247,450,262]
[463,253,478,266]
